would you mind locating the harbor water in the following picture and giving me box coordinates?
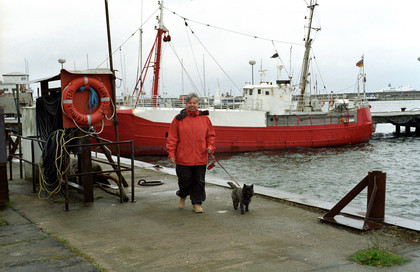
[136,100,420,221]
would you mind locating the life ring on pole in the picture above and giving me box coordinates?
[328,97,335,108]
[62,76,111,126]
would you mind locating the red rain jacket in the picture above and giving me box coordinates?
[166,109,216,166]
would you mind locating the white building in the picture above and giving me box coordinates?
[0,72,33,115]
[0,72,29,92]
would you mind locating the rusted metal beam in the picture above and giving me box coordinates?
[367,171,386,222]
[321,171,386,231]
[91,134,128,187]
[323,175,368,219]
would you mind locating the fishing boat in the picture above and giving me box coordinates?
[99,0,372,156]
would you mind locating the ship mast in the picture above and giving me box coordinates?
[133,0,170,108]
[298,0,318,111]
[151,0,166,107]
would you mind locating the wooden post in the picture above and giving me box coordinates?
[405,125,411,136]
[16,84,23,178]
[0,107,9,204]
[395,125,400,136]
[76,132,93,203]
[367,171,386,222]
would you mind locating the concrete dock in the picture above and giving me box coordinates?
[1,159,420,272]
[372,110,420,136]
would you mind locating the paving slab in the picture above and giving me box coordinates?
[0,205,100,271]
[1,160,420,271]
[0,256,100,272]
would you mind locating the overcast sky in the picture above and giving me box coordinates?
[1,0,420,98]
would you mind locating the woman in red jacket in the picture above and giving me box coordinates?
[166,93,216,213]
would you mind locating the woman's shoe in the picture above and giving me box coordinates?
[178,197,186,209]
[193,204,203,213]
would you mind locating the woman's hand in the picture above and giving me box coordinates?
[169,157,176,164]
[207,147,213,154]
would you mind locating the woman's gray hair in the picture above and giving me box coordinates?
[185,92,199,103]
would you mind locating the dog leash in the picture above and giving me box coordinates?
[208,154,241,187]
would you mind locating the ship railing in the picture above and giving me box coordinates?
[267,110,357,127]
[130,97,244,110]
[212,96,243,110]
[290,93,369,112]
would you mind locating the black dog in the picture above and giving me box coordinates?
[228,182,254,214]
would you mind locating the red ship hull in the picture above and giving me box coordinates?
[99,106,372,156]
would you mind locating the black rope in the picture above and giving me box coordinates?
[36,95,69,195]
[40,130,68,193]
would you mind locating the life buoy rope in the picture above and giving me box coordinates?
[62,76,111,127]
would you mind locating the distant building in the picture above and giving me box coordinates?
[0,72,33,116]
[0,72,29,92]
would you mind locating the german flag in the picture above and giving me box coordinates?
[356,59,363,67]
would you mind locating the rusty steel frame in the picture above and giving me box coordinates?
[321,171,386,230]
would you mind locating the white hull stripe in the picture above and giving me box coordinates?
[63,100,73,104]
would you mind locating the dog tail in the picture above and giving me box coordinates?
[227,181,236,189]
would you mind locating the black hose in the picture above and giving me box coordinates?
[138,179,163,186]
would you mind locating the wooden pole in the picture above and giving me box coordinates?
[104,0,124,203]
[16,84,22,178]
[0,107,9,204]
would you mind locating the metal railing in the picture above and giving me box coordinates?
[7,131,135,211]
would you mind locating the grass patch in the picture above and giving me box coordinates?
[0,218,8,226]
[54,197,65,203]
[350,246,409,267]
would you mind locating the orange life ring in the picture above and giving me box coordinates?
[329,97,334,106]
[62,76,111,126]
